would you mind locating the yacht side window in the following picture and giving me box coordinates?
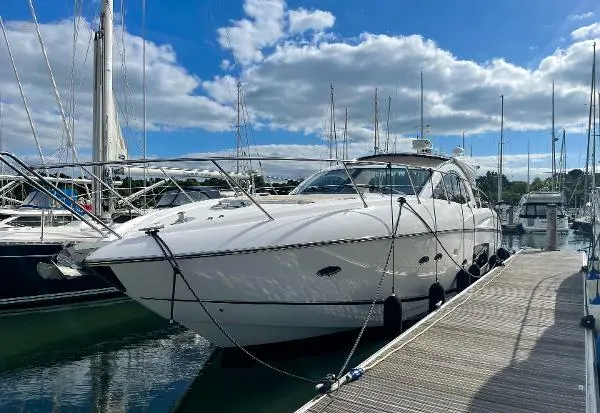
[525,204,535,216]
[453,175,471,204]
[441,173,456,202]
[432,175,448,201]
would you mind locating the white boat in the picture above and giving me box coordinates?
[83,146,502,347]
[516,191,569,233]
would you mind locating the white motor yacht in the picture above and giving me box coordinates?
[516,191,569,233]
[83,146,502,347]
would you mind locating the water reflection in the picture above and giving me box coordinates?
[503,230,590,252]
[0,301,214,412]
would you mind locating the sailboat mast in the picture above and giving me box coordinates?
[585,43,596,205]
[551,82,556,191]
[236,81,241,174]
[328,83,338,164]
[374,87,379,155]
[559,128,566,191]
[498,94,504,203]
[91,0,115,216]
[527,140,530,193]
[344,107,348,159]
[332,88,337,160]
[102,0,114,167]
[594,86,597,192]
[420,70,424,140]
[385,96,391,153]
[556,128,566,192]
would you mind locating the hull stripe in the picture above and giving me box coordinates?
[138,288,458,306]
[86,227,499,266]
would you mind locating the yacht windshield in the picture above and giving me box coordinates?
[291,167,430,195]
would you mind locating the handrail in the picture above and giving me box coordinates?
[76,164,144,215]
[0,152,481,227]
[341,161,368,208]
[0,152,121,238]
[26,155,479,190]
[210,160,274,221]
[28,155,451,171]
[159,167,194,204]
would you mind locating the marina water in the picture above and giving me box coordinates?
[0,231,590,412]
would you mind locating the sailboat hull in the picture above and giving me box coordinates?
[0,243,120,312]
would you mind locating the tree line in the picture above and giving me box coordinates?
[475,169,588,207]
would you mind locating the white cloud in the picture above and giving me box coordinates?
[220,59,232,70]
[571,22,600,40]
[568,11,595,21]
[474,153,554,180]
[181,138,416,180]
[216,0,286,65]
[0,18,233,159]
[204,30,597,146]
[288,8,335,34]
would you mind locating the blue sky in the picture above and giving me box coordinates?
[1,0,600,179]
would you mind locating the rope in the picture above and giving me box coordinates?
[429,169,440,282]
[458,176,467,265]
[0,16,45,164]
[388,163,396,294]
[28,0,79,159]
[403,201,475,271]
[146,229,318,385]
[335,199,404,379]
[142,0,148,209]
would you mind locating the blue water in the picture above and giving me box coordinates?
[0,231,591,412]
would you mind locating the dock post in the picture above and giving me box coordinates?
[547,203,557,251]
[508,206,514,225]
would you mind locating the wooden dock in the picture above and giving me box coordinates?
[296,249,590,413]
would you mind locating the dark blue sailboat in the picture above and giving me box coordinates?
[0,185,222,313]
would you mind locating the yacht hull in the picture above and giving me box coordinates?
[92,229,498,347]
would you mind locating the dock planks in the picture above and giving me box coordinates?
[297,249,587,413]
